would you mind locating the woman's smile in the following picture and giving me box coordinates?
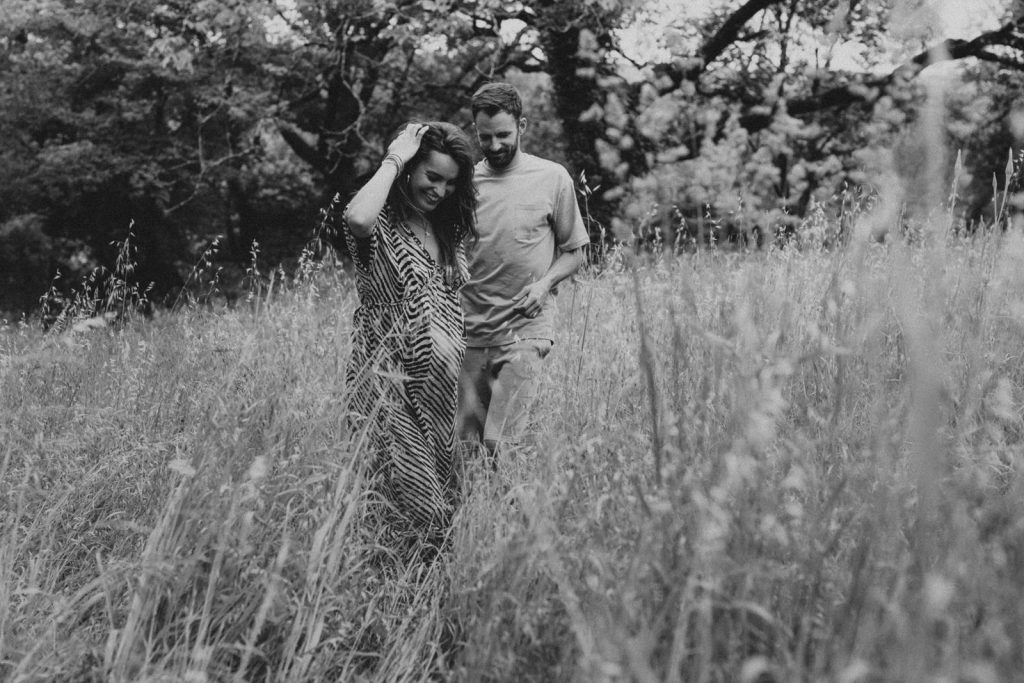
[409,151,459,213]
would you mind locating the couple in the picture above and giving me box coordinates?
[341,83,589,537]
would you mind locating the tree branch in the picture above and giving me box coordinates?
[277,121,324,172]
[739,18,1024,132]
[973,48,1024,69]
[658,0,784,90]
[163,150,251,216]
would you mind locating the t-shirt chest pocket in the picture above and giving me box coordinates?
[513,203,550,244]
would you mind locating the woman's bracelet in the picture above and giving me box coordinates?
[381,153,404,175]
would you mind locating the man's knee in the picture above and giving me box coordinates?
[456,391,485,443]
[484,439,498,470]
[457,416,483,443]
[456,350,489,443]
[484,342,550,443]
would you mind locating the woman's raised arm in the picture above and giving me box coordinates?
[343,123,427,238]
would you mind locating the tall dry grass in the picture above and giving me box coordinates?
[2,206,1024,681]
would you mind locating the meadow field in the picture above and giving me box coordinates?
[3,214,1024,681]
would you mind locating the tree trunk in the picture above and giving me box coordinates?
[537,13,615,241]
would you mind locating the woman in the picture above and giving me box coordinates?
[342,122,478,538]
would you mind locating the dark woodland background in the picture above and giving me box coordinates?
[3,0,1023,316]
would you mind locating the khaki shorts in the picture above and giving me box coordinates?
[456,338,553,447]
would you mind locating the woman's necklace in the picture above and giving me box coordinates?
[407,214,438,260]
[407,215,431,242]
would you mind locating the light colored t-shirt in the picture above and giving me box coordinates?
[462,152,589,347]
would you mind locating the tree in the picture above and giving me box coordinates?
[0,0,560,313]
[267,1,560,231]
[545,0,1024,244]
[5,0,1024,315]
[0,0,303,311]
[945,60,1024,223]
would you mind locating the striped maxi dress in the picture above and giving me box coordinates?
[343,204,467,533]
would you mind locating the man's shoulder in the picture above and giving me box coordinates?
[519,154,575,196]
[520,152,570,176]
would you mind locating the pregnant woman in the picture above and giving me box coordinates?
[341,121,478,543]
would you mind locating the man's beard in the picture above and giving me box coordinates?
[484,133,518,169]
[484,147,515,168]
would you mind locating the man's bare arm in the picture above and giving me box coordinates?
[512,246,587,318]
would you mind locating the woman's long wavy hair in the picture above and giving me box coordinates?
[387,121,478,275]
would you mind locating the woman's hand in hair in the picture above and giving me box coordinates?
[344,124,428,238]
[387,123,428,166]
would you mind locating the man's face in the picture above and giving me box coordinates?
[474,111,524,170]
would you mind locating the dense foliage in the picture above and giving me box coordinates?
[2,0,1023,314]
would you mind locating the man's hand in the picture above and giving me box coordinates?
[512,280,551,318]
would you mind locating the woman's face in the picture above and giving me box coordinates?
[408,150,460,214]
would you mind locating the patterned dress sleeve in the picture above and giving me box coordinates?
[451,237,469,292]
[342,206,388,270]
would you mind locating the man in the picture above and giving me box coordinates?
[456,82,590,459]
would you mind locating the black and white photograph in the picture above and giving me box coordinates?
[2,0,1024,680]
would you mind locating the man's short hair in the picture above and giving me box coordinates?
[471,82,522,120]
